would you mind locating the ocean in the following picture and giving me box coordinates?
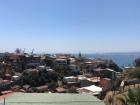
[81,52,140,67]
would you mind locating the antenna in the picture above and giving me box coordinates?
[23,48,25,53]
[31,49,34,55]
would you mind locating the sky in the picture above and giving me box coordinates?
[0,0,140,53]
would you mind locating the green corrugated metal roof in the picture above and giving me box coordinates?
[0,93,104,105]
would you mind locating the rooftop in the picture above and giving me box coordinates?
[0,93,104,105]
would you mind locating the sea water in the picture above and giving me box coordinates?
[82,52,140,67]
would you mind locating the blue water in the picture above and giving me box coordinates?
[82,52,140,67]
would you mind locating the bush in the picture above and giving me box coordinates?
[127,67,140,79]
[117,89,140,105]
[67,87,77,93]
[47,81,58,90]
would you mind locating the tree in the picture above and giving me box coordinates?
[117,89,140,105]
[78,52,82,58]
[108,60,123,72]
[22,69,58,86]
[15,48,22,54]
[22,69,40,86]
[54,65,71,78]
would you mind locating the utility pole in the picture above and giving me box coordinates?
[4,98,5,105]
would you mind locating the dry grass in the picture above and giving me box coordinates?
[104,84,140,105]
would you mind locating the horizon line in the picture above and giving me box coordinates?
[0,50,140,55]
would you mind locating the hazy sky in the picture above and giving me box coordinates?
[0,0,140,53]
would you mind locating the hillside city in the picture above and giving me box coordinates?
[0,49,140,105]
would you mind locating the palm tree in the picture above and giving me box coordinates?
[117,89,140,105]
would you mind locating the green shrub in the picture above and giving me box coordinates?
[67,87,77,93]
[47,81,58,90]
[127,67,140,79]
